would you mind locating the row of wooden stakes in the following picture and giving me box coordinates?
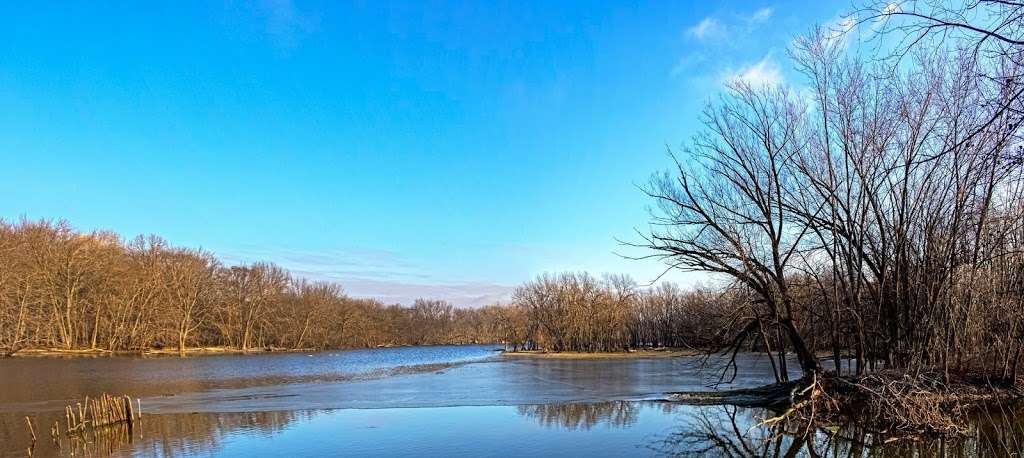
[24,393,142,443]
[61,393,141,435]
[24,393,141,457]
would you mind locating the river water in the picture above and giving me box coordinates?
[0,345,1019,457]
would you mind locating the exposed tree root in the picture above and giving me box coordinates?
[668,371,1024,437]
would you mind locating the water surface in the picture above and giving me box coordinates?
[1,345,1020,457]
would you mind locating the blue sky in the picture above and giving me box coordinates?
[0,1,847,306]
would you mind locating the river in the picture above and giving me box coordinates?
[0,345,1019,456]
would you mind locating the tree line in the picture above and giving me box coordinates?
[0,218,737,357]
[0,219,510,356]
[503,272,735,352]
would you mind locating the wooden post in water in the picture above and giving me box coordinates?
[125,395,134,420]
[102,394,109,426]
[25,416,36,443]
[123,395,134,434]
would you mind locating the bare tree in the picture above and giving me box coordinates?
[636,83,821,376]
[162,247,217,356]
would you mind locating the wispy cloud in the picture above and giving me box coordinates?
[686,7,774,42]
[335,278,514,309]
[723,55,784,88]
[687,17,723,41]
[217,245,513,307]
[824,15,858,47]
[670,53,707,77]
[747,7,773,24]
[220,246,417,276]
[674,7,778,79]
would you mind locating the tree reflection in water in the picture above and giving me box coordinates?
[516,401,643,430]
[130,410,312,457]
[648,404,1024,457]
[19,410,312,457]
[17,402,1023,456]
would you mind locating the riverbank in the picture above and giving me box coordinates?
[6,346,318,358]
[501,348,699,359]
[670,370,1024,437]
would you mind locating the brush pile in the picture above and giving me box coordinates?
[766,371,1023,437]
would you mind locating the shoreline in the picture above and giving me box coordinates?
[5,346,317,358]
[4,342,502,358]
[501,348,699,359]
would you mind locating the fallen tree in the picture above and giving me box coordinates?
[668,370,1024,437]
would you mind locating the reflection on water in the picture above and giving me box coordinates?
[649,405,815,457]
[517,401,643,430]
[15,411,312,457]
[0,345,501,409]
[127,411,310,458]
[650,404,1024,458]
[0,350,796,419]
[9,402,1022,457]
[2,345,1021,457]
[47,422,135,458]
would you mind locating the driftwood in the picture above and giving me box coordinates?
[666,379,806,410]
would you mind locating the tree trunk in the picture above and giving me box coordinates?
[782,319,820,375]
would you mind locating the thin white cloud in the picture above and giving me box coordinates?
[869,3,900,33]
[748,7,773,24]
[670,53,706,77]
[341,278,514,309]
[218,245,514,308]
[687,17,723,40]
[688,7,773,42]
[823,15,858,47]
[675,7,778,77]
[809,5,896,52]
[723,56,784,88]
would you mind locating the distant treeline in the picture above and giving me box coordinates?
[0,219,735,357]
[0,219,512,355]
[504,272,733,352]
